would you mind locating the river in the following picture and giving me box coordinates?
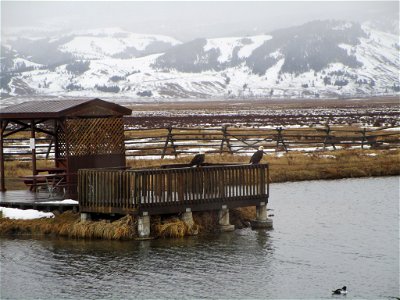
[0,176,398,299]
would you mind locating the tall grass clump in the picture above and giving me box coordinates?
[151,215,200,238]
[0,211,136,240]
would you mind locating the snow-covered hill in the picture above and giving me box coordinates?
[1,21,399,99]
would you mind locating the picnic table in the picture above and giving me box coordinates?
[21,173,68,197]
[36,167,66,174]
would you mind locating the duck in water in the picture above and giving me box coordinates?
[332,286,347,295]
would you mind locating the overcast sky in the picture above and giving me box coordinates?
[2,1,398,41]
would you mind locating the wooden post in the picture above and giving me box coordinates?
[31,120,37,175]
[361,128,366,149]
[54,120,59,165]
[161,126,177,158]
[220,125,232,154]
[45,135,54,159]
[0,121,8,192]
[275,127,288,152]
[323,125,336,150]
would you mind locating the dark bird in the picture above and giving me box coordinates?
[250,146,264,164]
[190,151,205,167]
[332,286,347,295]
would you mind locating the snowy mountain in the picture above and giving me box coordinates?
[1,21,399,99]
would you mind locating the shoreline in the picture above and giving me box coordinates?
[1,149,399,239]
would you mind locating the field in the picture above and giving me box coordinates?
[123,96,400,128]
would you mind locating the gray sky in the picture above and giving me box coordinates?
[1,1,398,41]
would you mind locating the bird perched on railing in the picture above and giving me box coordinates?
[190,150,205,167]
[332,286,347,295]
[250,146,264,164]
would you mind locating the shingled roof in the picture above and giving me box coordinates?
[0,98,132,119]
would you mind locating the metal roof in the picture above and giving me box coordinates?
[0,98,132,119]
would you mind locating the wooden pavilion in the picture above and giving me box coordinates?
[0,98,132,196]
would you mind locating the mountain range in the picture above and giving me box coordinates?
[1,20,399,100]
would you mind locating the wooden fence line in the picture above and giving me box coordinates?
[3,125,400,160]
[124,125,400,157]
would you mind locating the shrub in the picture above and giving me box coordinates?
[65,60,90,75]
[95,84,120,93]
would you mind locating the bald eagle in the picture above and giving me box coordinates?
[250,146,264,164]
[190,151,205,167]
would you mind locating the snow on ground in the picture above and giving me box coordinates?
[204,35,272,63]
[365,153,378,157]
[13,58,43,70]
[320,155,337,159]
[237,35,272,58]
[383,127,400,131]
[59,29,181,59]
[0,207,54,220]
[39,199,78,204]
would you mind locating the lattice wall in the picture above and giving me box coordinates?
[56,123,67,159]
[65,118,125,156]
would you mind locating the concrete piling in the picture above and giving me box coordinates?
[80,212,91,222]
[181,208,194,228]
[181,208,198,235]
[250,202,273,229]
[137,212,151,238]
[218,205,235,232]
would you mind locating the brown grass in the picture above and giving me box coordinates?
[151,217,188,238]
[0,211,136,240]
[126,149,399,183]
[6,148,397,189]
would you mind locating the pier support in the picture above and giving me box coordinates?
[80,213,91,221]
[181,208,198,235]
[250,202,273,229]
[181,208,194,228]
[218,205,235,232]
[137,212,151,238]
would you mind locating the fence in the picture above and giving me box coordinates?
[3,125,400,160]
[78,164,269,215]
[123,125,400,157]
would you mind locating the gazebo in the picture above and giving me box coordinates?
[0,98,132,196]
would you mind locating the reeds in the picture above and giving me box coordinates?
[152,217,188,238]
[0,211,136,240]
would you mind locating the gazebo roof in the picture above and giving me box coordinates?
[0,98,132,119]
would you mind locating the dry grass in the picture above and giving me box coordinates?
[193,211,219,232]
[126,149,400,183]
[151,215,200,238]
[5,160,55,178]
[191,207,256,233]
[0,211,136,240]
[152,217,188,238]
[4,148,391,188]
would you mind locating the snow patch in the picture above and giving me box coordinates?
[204,35,272,63]
[39,199,78,204]
[0,207,55,220]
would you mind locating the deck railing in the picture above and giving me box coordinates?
[78,164,269,215]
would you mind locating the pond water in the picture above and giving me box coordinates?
[1,176,398,299]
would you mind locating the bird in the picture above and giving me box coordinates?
[332,286,347,295]
[250,146,264,164]
[190,151,205,167]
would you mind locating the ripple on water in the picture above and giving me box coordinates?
[0,177,399,299]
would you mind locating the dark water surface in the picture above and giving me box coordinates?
[1,177,399,299]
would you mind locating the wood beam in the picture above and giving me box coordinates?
[0,120,9,192]
[31,120,37,175]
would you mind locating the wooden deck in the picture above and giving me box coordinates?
[78,163,269,215]
[0,190,78,212]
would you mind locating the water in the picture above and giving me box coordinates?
[1,177,399,299]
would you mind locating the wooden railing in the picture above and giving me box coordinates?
[78,164,269,215]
